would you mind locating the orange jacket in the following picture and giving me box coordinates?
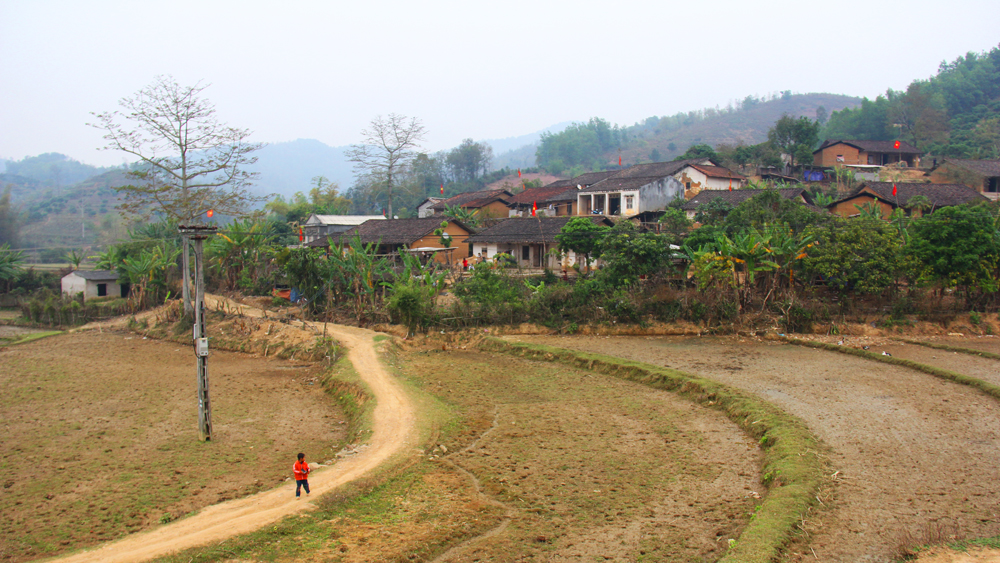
[293,460,309,480]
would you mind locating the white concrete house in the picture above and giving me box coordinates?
[61,270,127,300]
[301,214,385,245]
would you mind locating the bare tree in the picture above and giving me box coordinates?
[346,114,426,218]
[90,75,265,314]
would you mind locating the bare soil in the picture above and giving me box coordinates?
[403,347,762,562]
[510,334,1000,562]
[0,330,345,562]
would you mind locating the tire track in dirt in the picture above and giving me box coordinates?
[53,297,417,563]
[512,335,1000,563]
[430,406,515,563]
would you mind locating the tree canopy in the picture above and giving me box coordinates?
[90,75,265,223]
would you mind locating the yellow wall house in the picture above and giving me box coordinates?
[306,217,472,265]
[813,140,922,167]
[827,182,986,219]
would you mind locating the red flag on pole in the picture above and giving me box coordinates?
[440,183,444,195]
[728,176,733,192]
[618,155,622,167]
[298,227,303,242]
[206,209,214,218]
[532,201,537,217]
[892,183,897,197]
[517,168,521,179]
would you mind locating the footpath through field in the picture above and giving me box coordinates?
[56,296,416,563]
[510,334,1000,563]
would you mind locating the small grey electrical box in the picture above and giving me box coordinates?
[196,338,209,357]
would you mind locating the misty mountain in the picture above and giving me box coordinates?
[247,139,354,199]
[483,122,572,170]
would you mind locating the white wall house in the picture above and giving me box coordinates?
[301,214,385,245]
[61,270,126,300]
[577,176,685,217]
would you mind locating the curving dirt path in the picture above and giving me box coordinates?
[511,334,1000,563]
[54,297,416,563]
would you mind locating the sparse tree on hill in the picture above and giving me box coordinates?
[90,75,265,314]
[347,114,426,220]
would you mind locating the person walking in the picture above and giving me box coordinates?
[293,452,310,498]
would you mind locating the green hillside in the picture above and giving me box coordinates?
[823,44,1000,158]
[536,92,860,173]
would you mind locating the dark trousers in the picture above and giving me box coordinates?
[296,479,310,496]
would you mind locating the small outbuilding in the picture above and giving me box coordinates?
[61,270,128,300]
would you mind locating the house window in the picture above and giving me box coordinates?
[522,246,530,260]
[685,181,691,190]
[625,195,634,210]
[97,283,107,297]
[836,155,844,163]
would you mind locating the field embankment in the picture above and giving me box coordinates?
[509,334,1000,562]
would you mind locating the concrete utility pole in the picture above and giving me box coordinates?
[178,225,217,441]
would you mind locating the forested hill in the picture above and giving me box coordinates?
[532,92,860,175]
[823,44,1000,159]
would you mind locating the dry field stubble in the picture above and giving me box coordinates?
[512,334,1000,562]
[0,331,346,563]
[399,346,762,562]
[154,342,763,563]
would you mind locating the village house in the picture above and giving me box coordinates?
[813,140,922,168]
[306,217,472,265]
[926,159,1000,200]
[416,197,445,218]
[681,188,817,220]
[429,188,514,220]
[675,163,746,198]
[61,270,128,300]
[301,214,385,245]
[465,216,614,270]
[575,160,717,217]
[827,182,987,219]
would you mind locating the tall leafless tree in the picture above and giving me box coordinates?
[346,114,426,219]
[90,75,265,315]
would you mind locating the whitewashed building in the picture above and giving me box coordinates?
[61,270,127,300]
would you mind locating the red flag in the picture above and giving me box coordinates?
[892,183,897,197]
[206,209,214,218]
[298,227,303,242]
[728,177,733,192]
[618,155,622,167]
[532,201,537,217]
[440,183,444,195]
[517,168,521,178]
[894,140,901,149]
[382,208,386,217]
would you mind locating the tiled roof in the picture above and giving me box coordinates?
[939,159,1000,177]
[843,182,988,207]
[508,185,583,205]
[815,139,921,154]
[681,188,813,210]
[431,189,513,211]
[466,216,613,244]
[307,217,469,247]
[68,270,119,280]
[609,158,717,180]
[580,176,673,194]
[687,164,746,181]
[305,214,385,226]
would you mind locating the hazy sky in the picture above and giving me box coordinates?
[2,0,998,167]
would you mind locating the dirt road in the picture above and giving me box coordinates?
[511,335,1000,563]
[56,298,416,563]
